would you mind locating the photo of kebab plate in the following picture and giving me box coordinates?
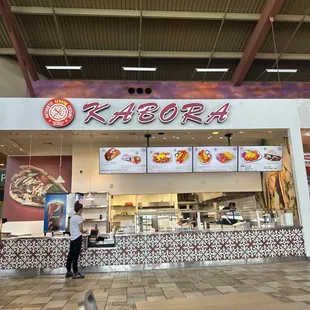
[9,165,68,207]
[198,149,212,164]
[175,150,189,164]
[264,149,282,162]
[152,152,172,164]
[122,154,142,165]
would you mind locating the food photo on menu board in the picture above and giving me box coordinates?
[99,147,147,174]
[147,147,193,173]
[193,147,238,172]
[238,146,283,172]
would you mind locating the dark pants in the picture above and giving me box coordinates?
[66,235,82,274]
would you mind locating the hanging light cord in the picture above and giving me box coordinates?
[270,17,281,85]
[28,135,33,169]
[59,135,63,176]
[89,134,93,192]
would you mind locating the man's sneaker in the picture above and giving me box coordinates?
[65,272,73,278]
[72,273,85,279]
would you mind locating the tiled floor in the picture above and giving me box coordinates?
[2,262,310,309]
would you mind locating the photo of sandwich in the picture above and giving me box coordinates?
[198,149,212,164]
[264,149,282,162]
[153,152,172,164]
[9,165,68,207]
[175,150,189,164]
[122,154,142,165]
[104,148,121,161]
[216,152,235,164]
[241,150,262,162]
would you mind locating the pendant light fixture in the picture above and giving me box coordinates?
[56,135,65,183]
[86,134,94,201]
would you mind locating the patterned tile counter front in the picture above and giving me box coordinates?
[0,228,305,270]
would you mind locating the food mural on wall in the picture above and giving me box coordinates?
[193,147,237,172]
[262,139,297,217]
[10,166,67,207]
[99,147,146,174]
[3,156,72,221]
[147,147,193,173]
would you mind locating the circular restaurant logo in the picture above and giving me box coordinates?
[43,98,75,128]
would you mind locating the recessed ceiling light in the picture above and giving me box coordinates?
[152,136,155,139]
[172,136,176,139]
[0,163,4,166]
[10,132,18,135]
[19,148,23,151]
[219,137,223,139]
[239,131,244,134]
[176,137,180,140]
[212,131,219,135]
[123,67,157,72]
[115,136,118,139]
[0,144,4,147]
[268,131,272,133]
[191,137,195,140]
[72,132,79,136]
[266,69,297,73]
[163,137,166,140]
[195,68,229,73]
[185,132,191,135]
[40,133,49,136]
[46,66,82,70]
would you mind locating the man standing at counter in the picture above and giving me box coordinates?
[66,201,86,279]
[221,202,242,225]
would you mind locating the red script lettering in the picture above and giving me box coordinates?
[205,103,230,124]
[181,103,205,124]
[137,103,159,123]
[159,103,179,123]
[108,103,135,125]
[83,102,110,124]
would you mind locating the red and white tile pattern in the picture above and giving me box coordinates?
[0,228,305,270]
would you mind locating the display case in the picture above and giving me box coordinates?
[128,209,200,233]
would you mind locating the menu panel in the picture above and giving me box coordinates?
[238,146,283,172]
[147,147,193,173]
[99,147,147,174]
[193,147,238,172]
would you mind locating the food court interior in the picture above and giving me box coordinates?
[2,0,310,308]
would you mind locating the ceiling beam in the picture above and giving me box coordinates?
[10,6,310,22]
[232,0,285,86]
[0,0,36,97]
[0,48,310,60]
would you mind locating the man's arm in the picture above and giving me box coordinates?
[78,222,87,234]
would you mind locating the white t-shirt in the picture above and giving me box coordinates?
[70,214,83,241]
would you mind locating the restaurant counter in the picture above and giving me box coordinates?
[0,227,305,270]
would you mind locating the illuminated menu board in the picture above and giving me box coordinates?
[238,146,283,172]
[147,147,193,173]
[193,147,238,172]
[99,147,147,174]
